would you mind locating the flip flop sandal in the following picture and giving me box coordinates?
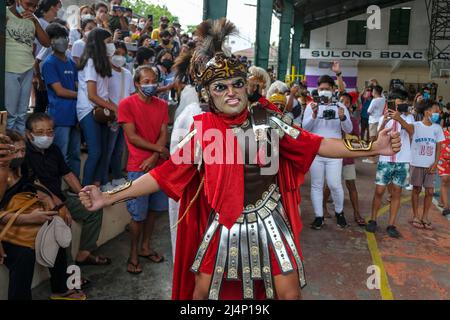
[422,221,434,230]
[127,258,142,275]
[50,290,87,301]
[354,217,367,226]
[409,219,425,229]
[139,252,165,263]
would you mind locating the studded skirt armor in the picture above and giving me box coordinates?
[189,107,306,300]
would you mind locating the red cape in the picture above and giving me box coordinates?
[150,98,323,299]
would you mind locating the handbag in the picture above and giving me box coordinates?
[92,69,125,124]
[93,106,116,124]
[0,192,43,249]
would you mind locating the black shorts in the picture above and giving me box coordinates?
[361,117,369,127]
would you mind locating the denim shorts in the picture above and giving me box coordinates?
[126,171,168,222]
[375,162,410,188]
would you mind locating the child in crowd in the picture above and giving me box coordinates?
[410,102,445,230]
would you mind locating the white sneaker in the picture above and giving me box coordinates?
[405,184,413,191]
[101,183,115,192]
[112,178,127,186]
[362,159,375,164]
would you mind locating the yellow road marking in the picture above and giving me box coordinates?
[365,194,421,300]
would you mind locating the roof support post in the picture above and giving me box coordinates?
[255,0,274,69]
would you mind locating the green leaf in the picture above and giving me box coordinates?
[122,0,179,26]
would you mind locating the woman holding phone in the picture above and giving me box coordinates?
[77,28,117,186]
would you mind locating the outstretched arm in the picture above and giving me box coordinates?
[318,128,401,159]
[79,173,161,211]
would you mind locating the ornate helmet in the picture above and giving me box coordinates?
[190,18,248,88]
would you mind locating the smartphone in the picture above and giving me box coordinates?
[0,111,7,135]
[387,100,396,111]
[148,14,153,21]
[113,5,127,12]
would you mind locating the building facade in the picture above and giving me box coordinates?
[301,0,449,102]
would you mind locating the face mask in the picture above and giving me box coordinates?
[397,103,409,113]
[106,43,116,57]
[140,84,158,97]
[125,55,133,63]
[56,8,65,19]
[31,135,54,149]
[161,59,173,70]
[16,2,26,15]
[111,55,126,68]
[81,14,95,21]
[162,39,170,45]
[52,37,69,53]
[10,157,25,169]
[431,113,440,124]
[138,22,145,29]
[318,90,333,99]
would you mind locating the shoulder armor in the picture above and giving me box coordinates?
[269,114,301,139]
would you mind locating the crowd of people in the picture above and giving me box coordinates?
[0,0,448,301]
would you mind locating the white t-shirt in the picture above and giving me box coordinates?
[76,58,110,121]
[411,122,445,168]
[108,68,135,105]
[71,39,86,59]
[302,102,353,139]
[378,114,414,163]
[367,97,386,124]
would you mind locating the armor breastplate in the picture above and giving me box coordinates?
[236,113,277,206]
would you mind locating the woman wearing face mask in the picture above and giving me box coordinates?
[0,130,86,300]
[68,5,95,48]
[155,49,175,101]
[77,28,117,186]
[100,42,136,191]
[71,18,96,67]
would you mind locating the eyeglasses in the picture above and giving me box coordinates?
[32,130,54,137]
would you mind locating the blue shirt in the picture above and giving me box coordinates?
[361,97,372,119]
[42,54,78,126]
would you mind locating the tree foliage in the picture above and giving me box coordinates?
[122,0,178,23]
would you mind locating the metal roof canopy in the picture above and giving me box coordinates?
[284,0,413,31]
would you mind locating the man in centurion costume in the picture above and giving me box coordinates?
[79,19,401,300]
